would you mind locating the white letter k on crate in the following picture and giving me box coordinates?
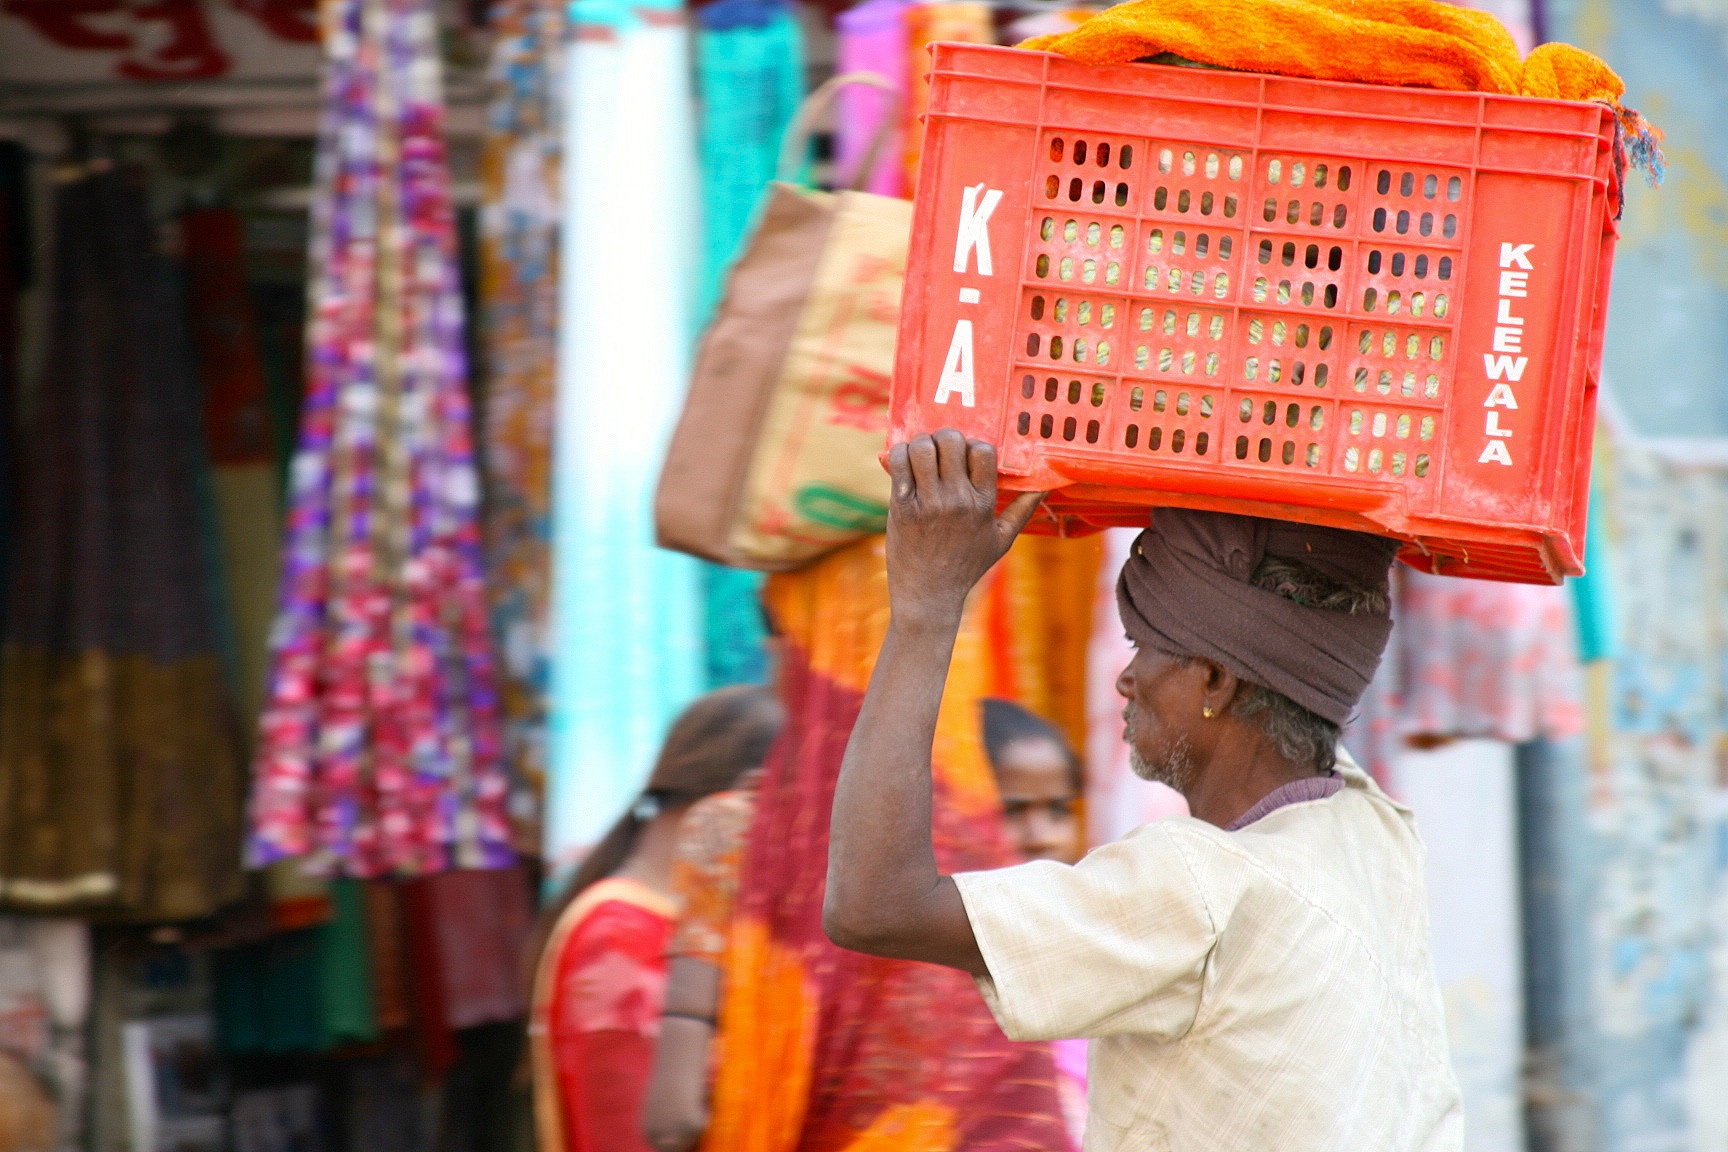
[953,184,1004,276]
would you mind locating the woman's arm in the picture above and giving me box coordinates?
[641,958,721,1152]
[822,430,1041,974]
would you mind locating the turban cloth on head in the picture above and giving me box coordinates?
[1116,510,1401,726]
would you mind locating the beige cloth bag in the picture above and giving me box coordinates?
[655,73,909,571]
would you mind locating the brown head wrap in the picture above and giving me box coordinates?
[1116,509,1400,726]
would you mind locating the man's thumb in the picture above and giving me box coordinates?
[995,490,1047,545]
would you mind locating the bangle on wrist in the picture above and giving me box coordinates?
[662,1010,716,1027]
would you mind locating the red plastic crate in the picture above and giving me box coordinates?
[889,44,1620,584]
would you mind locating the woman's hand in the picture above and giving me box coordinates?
[885,429,1044,629]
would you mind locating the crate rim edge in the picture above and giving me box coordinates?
[924,41,1627,121]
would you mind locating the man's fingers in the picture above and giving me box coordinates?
[995,490,1047,544]
[887,442,914,503]
[964,439,998,504]
[906,434,940,494]
[932,428,968,483]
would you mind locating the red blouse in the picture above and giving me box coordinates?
[532,878,677,1152]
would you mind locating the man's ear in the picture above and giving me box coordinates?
[1201,660,1243,715]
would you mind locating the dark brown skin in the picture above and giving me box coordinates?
[1117,646,1322,824]
[822,429,1320,975]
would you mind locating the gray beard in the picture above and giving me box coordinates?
[1130,734,1198,794]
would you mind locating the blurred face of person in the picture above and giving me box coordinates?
[994,737,1081,864]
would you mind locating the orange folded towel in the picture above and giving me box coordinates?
[1020,0,1526,93]
[1018,0,1662,192]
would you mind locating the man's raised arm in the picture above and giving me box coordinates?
[821,430,1042,975]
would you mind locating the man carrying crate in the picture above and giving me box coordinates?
[824,428,1462,1151]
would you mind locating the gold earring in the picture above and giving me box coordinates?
[1202,705,1214,719]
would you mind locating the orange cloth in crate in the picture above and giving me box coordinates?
[1018,0,1625,106]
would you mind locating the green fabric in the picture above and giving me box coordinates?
[214,881,377,1055]
[319,877,379,1043]
[214,929,330,1054]
[249,280,305,495]
[703,565,769,686]
[696,10,804,321]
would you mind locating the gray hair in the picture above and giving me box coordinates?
[1188,556,1387,774]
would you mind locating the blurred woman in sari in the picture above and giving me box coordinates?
[645,695,1084,1151]
[641,539,1067,1152]
[529,685,784,1152]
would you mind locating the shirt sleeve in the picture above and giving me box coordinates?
[666,791,755,964]
[953,820,1222,1042]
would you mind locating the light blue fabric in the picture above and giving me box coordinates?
[1569,488,1618,663]
[693,6,803,688]
[703,566,769,686]
[696,6,803,322]
[546,5,705,869]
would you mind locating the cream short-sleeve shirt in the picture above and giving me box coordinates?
[953,756,1462,1152]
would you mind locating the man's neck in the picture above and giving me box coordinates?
[1184,744,1319,829]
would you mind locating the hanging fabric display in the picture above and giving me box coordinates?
[547,0,705,870]
[702,538,1067,1152]
[902,2,993,189]
[249,0,512,877]
[1570,482,1618,663]
[694,0,804,688]
[836,0,910,198]
[1346,567,1585,784]
[479,0,565,842]
[0,141,28,630]
[0,166,245,920]
[182,207,284,738]
[696,0,803,321]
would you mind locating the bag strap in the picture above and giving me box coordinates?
[775,70,902,192]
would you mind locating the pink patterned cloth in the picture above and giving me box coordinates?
[1347,567,1584,784]
[248,0,511,877]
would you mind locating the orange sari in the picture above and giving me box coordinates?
[701,538,1066,1152]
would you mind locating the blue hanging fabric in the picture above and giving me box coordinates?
[546,0,706,871]
[479,0,565,842]
[696,0,803,320]
[1569,485,1619,663]
[693,0,804,687]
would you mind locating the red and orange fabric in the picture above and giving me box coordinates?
[668,774,760,967]
[530,878,676,1152]
[904,2,993,191]
[702,537,1066,1152]
[981,535,1102,755]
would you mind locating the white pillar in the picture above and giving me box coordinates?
[1391,738,1526,1152]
